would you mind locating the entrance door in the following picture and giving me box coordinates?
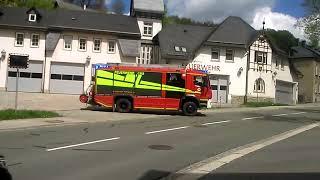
[210,75,229,104]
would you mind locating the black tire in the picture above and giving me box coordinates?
[182,101,198,116]
[116,98,132,113]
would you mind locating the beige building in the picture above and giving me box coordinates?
[290,46,320,103]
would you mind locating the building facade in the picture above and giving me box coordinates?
[290,46,320,103]
[156,17,298,105]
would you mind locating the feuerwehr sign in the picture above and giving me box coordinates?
[186,63,221,73]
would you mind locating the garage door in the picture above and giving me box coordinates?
[7,61,43,92]
[50,62,84,94]
[275,80,293,105]
[210,75,229,104]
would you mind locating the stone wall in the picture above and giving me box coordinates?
[231,95,245,104]
[247,96,275,103]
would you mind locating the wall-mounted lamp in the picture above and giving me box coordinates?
[86,56,91,66]
[237,67,244,76]
[1,49,6,60]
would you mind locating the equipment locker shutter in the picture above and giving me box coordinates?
[275,80,293,105]
[49,62,84,94]
[7,60,43,92]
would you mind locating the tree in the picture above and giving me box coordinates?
[162,5,215,27]
[0,0,55,10]
[265,29,299,53]
[298,0,320,47]
[111,0,125,14]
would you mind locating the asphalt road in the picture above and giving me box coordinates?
[1,106,320,180]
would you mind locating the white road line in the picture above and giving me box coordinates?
[46,137,120,152]
[291,112,307,115]
[272,113,289,117]
[242,116,264,120]
[202,120,231,126]
[145,126,189,135]
[166,123,319,180]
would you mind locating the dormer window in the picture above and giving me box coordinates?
[181,47,187,52]
[175,46,181,52]
[29,14,37,22]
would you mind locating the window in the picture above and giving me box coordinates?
[280,58,284,70]
[93,39,101,52]
[62,75,73,80]
[211,48,220,61]
[51,74,62,80]
[175,46,181,52]
[181,47,187,52]
[143,22,153,36]
[254,78,265,93]
[275,58,279,69]
[225,49,234,62]
[316,65,318,76]
[29,14,36,22]
[31,73,42,79]
[107,41,116,53]
[63,35,72,50]
[31,34,39,47]
[78,38,87,51]
[20,72,31,78]
[137,45,152,64]
[15,33,24,46]
[255,51,267,64]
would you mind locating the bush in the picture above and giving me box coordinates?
[0,109,60,120]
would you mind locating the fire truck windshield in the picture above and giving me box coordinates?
[194,76,209,87]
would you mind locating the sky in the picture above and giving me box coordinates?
[107,0,307,39]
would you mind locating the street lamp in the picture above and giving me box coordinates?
[1,49,6,60]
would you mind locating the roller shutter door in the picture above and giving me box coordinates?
[7,60,43,92]
[50,62,84,94]
[275,80,294,105]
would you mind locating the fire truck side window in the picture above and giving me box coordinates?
[166,73,185,98]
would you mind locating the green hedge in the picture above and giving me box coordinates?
[0,109,60,120]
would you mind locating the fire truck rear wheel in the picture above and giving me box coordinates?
[116,98,132,113]
[182,101,198,116]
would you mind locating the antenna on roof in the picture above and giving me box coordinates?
[262,18,266,31]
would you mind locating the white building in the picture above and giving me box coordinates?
[156,16,298,105]
[0,7,141,94]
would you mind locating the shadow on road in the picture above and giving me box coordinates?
[137,170,320,180]
[81,106,206,117]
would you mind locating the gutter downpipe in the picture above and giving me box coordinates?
[244,48,250,104]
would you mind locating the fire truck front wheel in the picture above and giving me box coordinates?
[182,101,198,116]
[115,98,132,113]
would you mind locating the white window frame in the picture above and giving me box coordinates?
[143,22,153,37]
[63,35,72,50]
[78,37,87,51]
[107,40,116,54]
[254,78,265,93]
[30,33,40,48]
[29,14,37,22]
[93,38,101,53]
[315,65,318,76]
[181,47,187,52]
[15,32,24,47]
[225,49,234,62]
[255,51,267,64]
[175,46,181,52]
[136,45,152,65]
[211,48,220,61]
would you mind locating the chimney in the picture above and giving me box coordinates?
[83,4,87,10]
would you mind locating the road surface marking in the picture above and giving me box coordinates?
[202,120,231,126]
[242,116,264,120]
[290,112,307,115]
[165,123,319,180]
[272,113,289,117]
[46,137,120,152]
[145,126,189,135]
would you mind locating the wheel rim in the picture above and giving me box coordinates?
[120,102,128,110]
[186,104,195,114]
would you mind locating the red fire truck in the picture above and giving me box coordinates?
[80,66,212,116]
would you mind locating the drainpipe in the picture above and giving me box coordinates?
[244,49,250,104]
[42,32,47,93]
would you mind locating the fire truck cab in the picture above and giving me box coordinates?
[80,66,212,116]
